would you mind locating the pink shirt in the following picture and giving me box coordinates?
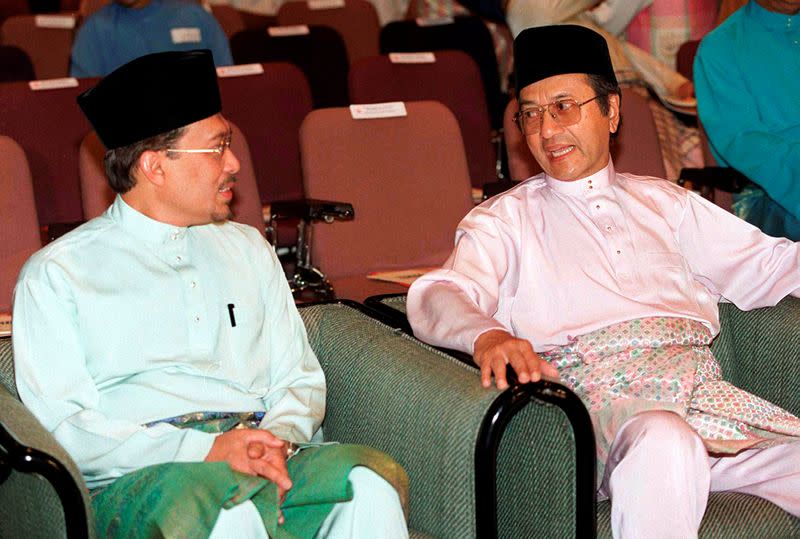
[407,162,800,354]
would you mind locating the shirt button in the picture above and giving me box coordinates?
[595,204,600,210]
[194,315,200,323]
[606,225,613,232]
[190,281,197,288]
[176,255,182,262]
[616,250,621,254]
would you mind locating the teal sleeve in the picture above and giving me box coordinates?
[694,41,800,220]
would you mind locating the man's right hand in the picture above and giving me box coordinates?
[205,428,293,497]
[473,329,559,389]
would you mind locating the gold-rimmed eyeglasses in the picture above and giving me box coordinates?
[165,131,232,157]
[513,95,605,135]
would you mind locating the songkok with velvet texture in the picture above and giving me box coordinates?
[514,25,617,97]
[77,49,221,149]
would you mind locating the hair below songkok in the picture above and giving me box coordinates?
[77,49,222,149]
[514,25,617,96]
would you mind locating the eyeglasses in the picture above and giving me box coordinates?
[513,95,605,135]
[165,131,232,158]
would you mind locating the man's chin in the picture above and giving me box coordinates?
[211,206,233,223]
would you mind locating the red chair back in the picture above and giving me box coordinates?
[0,136,42,312]
[276,0,380,65]
[349,51,495,188]
[217,62,312,203]
[0,13,76,79]
[0,77,97,227]
[299,101,473,301]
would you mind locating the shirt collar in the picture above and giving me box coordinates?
[544,159,615,197]
[747,1,799,31]
[113,0,161,19]
[108,195,188,245]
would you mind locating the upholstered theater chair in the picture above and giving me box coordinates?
[296,100,474,302]
[0,136,41,313]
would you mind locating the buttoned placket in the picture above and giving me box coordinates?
[585,183,636,291]
[162,229,215,360]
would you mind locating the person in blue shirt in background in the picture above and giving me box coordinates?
[694,0,800,240]
[70,0,233,78]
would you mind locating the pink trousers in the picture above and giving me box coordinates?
[599,410,800,539]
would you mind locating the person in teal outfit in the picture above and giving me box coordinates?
[70,0,233,77]
[13,50,408,538]
[694,0,800,240]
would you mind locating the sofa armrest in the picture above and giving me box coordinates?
[0,384,93,539]
[299,302,594,539]
[711,297,800,416]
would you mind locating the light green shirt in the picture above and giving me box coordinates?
[13,196,325,489]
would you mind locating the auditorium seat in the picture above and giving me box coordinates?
[349,50,497,189]
[503,87,666,182]
[0,0,28,26]
[0,13,76,79]
[209,3,245,38]
[276,0,380,65]
[380,16,505,128]
[0,77,96,230]
[0,136,42,313]
[217,62,312,205]
[298,101,474,302]
[0,45,35,82]
[230,25,349,108]
[79,122,266,235]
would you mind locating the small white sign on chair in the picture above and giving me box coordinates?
[349,102,408,119]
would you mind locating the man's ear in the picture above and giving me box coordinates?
[137,150,166,187]
[608,93,621,134]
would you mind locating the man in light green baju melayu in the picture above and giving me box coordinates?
[12,49,408,538]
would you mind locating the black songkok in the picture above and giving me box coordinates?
[514,25,617,96]
[77,49,221,149]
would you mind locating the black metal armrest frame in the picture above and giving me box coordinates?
[364,293,412,332]
[268,198,354,223]
[0,422,89,539]
[346,299,597,538]
[268,198,355,301]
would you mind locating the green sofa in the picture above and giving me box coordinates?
[366,294,800,538]
[2,299,799,538]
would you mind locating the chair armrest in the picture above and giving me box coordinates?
[364,293,411,332]
[711,297,800,416]
[269,198,354,223]
[299,302,594,539]
[0,384,93,539]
